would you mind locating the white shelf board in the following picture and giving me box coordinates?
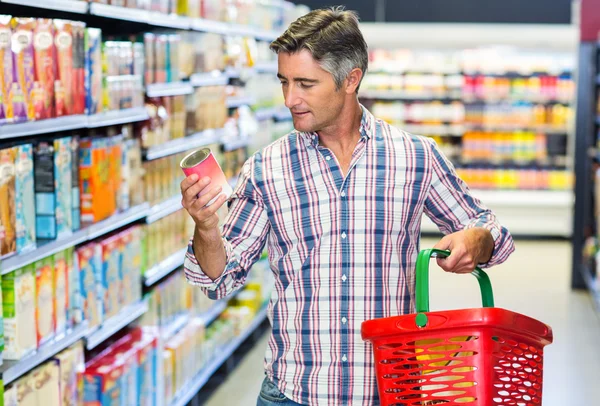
[85,203,150,240]
[222,137,250,152]
[146,196,183,224]
[226,96,256,109]
[147,11,191,29]
[89,3,150,23]
[1,0,88,13]
[0,115,87,139]
[146,82,194,98]
[85,300,148,350]
[87,107,149,128]
[160,313,191,341]
[196,300,229,326]
[143,248,187,287]
[144,128,224,161]
[190,71,229,87]
[191,18,233,35]
[254,62,278,74]
[168,307,268,406]
[255,107,279,121]
[0,321,89,385]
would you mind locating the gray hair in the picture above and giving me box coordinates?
[270,6,368,93]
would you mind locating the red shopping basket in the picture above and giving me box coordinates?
[361,249,553,406]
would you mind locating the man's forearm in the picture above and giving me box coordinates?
[192,226,227,281]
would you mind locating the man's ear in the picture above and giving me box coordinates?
[345,68,364,94]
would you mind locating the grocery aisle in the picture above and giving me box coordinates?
[205,238,600,405]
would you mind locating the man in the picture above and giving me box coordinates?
[181,7,515,406]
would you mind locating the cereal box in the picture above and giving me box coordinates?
[110,343,140,406]
[2,264,36,360]
[36,256,55,346]
[71,135,81,231]
[0,14,15,124]
[119,227,142,306]
[10,18,37,122]
[83,356,124,406]
[53,19,74,117]
[33,18,56,120]
[132,329,158,406]
[0,146,17,257]
[65,246,82,328]
[16,373,36,406]
[84,28,102,115]
[101,235,122,319]
[14,143,36,254]
[54,136,73,236]
[76,243,102,329]
[4,383,17,406]
[73,21,86,115]
[53,250,68,336]
[53,342,85,406]
[108,135,122,214]
[33,359,61,406]
[33,140,57,241]
[163,349,174,403]
[120,138,143,211]
[80,137,113,224]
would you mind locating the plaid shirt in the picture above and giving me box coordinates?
[184,106,515,405]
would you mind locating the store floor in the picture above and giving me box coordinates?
[205,238,600,405]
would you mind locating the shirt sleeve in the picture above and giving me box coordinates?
[423,138,515,267]
[183,158,271,299]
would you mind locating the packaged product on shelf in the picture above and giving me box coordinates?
[167,34,180,82]
[133,329,158,406]
[14,143,36,254]
[83,356,125,405]
[155,34,168,83]
[35,256,55,346]
[70,135,81,231]
[119,226,142,306]
[77,242,103,329]
[54,19,74,117]
[108,134,123,213]
[85,27,102,115]
[143,33,155,85]
[0,146,17,257]
[16,372,36,406]
[53,342,85,406]
[33,359,61,405]
[33,140,57,241]
[0,14,15,124]
[100,234,122,319]
[54,136,74,236]
[53,250,68,336]
[66,246,82,327]
[10,17,36,122]
[163,349,174,404]
[120,138,143,210]
[4,383,17,406]
[80,137,114,224]
[33,18,56,120]
[2,264,36,360]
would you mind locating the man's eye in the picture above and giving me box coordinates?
[300,83,314,89]
[280,81,288,86]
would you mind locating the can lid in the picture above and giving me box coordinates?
[180,148,211,168]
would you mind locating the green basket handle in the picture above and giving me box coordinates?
[415,249,495,327]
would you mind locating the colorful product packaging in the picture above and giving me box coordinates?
[33,359,61,405]
[101,234,122,319]
[33,140,57,241]
[53,250,68,336]
[36,256,55,346]
[84,28,102,115]
[133,330,158,406]
[143,33,155,85]
[53,342,85,406]
[33,18,56,120]
[108,135,122,214]
[10,17,37,122]
[71,135,81,231]
[14,143,36,254]
[76,243,102,329]
[54,136,73,236]
[2,264,36,360]
[0,146,17,257]
[84,356,125,406]
[16,373,36,406]
[66,245,83,328]
[79,137,113,224]
[54,19,74,117]
[0,14,15,124]
[73,21,86,115]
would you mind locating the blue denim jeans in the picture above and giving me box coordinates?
[256,377,303,406]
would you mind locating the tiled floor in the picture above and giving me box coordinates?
[205,238,600,405]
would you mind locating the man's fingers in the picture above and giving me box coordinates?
[180,174,199,193]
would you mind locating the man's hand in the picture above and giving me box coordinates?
[432,228,494,274]
[180,174,229,233]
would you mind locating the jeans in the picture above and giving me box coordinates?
[256,377,304,406]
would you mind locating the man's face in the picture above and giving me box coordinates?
[277,50,346,134]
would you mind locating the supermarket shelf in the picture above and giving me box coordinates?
[463,123,569,134]
[144,128,224,161]
[255,30,281,42]
[147,11,191,30]
[196,299,229,326]
[255,107,279,121]
[463,97,572,105]
[190,71,230,87]
[222,137,249,152]
[226,96,256,108]
[0,321,89,386]
[144,248,187,287]
[1,228,88,275]
[169,306,269,406]
[471,189,573,208]
[85,300,148,350]
[89,2,150,24]
[146,196,183,224]
[403,124,464,136]
[0,115,87,139]
[161,313,191,341]
[191,18,233,35]
[254,62,278,74]
[359,90,461,101]
[146,82,194,98]
[274,109,292,121]
[85,203,150,240]
[1,0,88,13]
[87,107,149,128]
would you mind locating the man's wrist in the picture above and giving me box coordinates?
[472,227,494,264]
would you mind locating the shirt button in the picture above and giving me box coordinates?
[342,317,347,324]
[341,232,347,239]
[342,355,348,362]
[342,275,347,282]
[326,156,331,161]
[341,191,346,197]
